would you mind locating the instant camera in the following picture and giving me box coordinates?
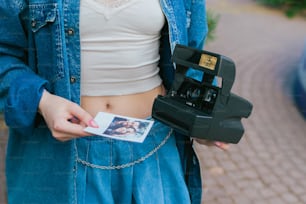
[152,44,253,144]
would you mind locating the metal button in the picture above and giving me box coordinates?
[31,20,37,27]
[70,76,77,83]
[67,28,75,36]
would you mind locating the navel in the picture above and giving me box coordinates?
[105,103,112,110]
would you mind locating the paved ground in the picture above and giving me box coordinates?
[1,1,306,204]
[195,0,306,204]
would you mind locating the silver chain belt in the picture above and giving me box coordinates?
[77,129,173,170]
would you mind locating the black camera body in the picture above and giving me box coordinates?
[152,44,253,144]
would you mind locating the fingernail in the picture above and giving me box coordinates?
[89,119,99,128]
[215,142,229,150]
[214,141,222,147]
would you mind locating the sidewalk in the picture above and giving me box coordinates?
[195,0,306,203]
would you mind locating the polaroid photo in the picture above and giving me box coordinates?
[84,112,154,143]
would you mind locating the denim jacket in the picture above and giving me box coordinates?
[0,0,208,203]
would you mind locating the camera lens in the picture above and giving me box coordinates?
[204,89,216,102]
[187,88,200,99]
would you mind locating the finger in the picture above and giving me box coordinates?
[54,135,72,142]
[194,138,215,146]
[68,104,99,128]
[68,116,96,131]
[214,141,230,150]
[52,119,91,138]
[68,116,80,124]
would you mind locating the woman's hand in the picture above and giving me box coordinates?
[38,90,99,141]
[194,138,230,150]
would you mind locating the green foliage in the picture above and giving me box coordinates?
[206,10,220,43]
[256,0,306,17]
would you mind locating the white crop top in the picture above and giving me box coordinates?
[80,0,165,96]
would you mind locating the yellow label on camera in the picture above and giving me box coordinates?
[199,54,217,70]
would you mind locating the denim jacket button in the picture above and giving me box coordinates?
[67,28,75,36]
[31,20,37,28]
[70,76,77,83]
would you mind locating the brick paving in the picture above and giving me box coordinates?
[1,0,306,204]
[195,0,306,204]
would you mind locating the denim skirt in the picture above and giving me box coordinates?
[75,119,191,204]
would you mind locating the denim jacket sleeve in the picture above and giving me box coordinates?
[160,0,208,89]
[0,1,48,127]
[185,0,208,49]
[185,0,208,81]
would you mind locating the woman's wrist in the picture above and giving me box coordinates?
[38,89,49,115]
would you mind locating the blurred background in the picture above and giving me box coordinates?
[195,0,306,204]
[1,0,306,203]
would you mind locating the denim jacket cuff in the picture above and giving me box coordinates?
[4,72,48,127]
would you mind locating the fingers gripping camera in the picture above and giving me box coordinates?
[152,44,253,144]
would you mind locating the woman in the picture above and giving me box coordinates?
[0,0,227,203]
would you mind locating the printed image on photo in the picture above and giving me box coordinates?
[84,112,154,143]
[103,117,150,137]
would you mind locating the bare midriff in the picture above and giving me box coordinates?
[81,84,166,119]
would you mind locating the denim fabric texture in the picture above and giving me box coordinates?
[0,0,208,203]
[75,120,190,204]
